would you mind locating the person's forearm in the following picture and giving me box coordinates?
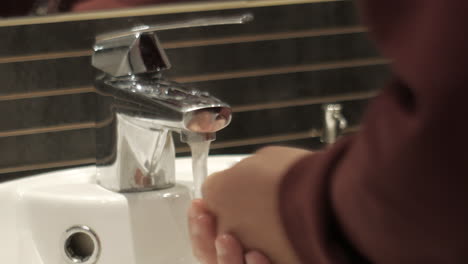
[280,1,468,263]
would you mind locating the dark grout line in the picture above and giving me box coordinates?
[0,90,370,138]
[174,57,389,83]
[176,125,360,153]
[0,58,388,101]
[0,158,96,175]
[0,87,95,102]
[175,129,322,153]
[0,26,366,64]
[0,0,344,27]
[0,50,92,64]
[0,125,360,175]
[232,91,377,112]
[164,26,367,49]
[0,122,96,138]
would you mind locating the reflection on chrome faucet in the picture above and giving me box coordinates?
[92,14,252,193]
[321,103,347,145]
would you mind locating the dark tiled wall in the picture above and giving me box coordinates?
[0,0,391,177]
[0,1,360,57]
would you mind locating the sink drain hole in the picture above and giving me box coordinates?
[66,232,94,261]
[63,226,100,264]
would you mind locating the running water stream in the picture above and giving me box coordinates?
[187,140,211,198]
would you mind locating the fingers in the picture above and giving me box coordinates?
[189,200,272,264]
[245,251,272,264]
[215,234,244,264]
[215,234,272,264]
[189,200,217,264]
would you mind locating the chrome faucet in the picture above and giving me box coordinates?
[92,14,252,192]
[321,103,347,144]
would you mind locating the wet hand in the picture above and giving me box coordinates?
[191,146,312,264]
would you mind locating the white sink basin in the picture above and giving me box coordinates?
[0,155,247,264]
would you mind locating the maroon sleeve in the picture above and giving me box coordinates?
[0,1,35,17]
[280,1,468,263]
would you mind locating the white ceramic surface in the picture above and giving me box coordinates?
[0,155,247,264]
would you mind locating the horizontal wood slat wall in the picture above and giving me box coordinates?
[0,0,390,177]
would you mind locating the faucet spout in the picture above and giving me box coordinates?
[97,75,232,134]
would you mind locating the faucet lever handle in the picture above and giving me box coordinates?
[321,103,348,144]
[96,13,253,41]
[92,13,253,77]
